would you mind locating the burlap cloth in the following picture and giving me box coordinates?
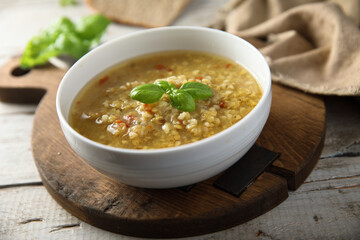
[211,0,360,96]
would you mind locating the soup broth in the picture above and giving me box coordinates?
[69,51,262,149]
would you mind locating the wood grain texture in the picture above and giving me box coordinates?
[0,113,41,185]
[0,57,325,238]
[258,84,326,189]
[6,1,360,239]
[1,175,359,240]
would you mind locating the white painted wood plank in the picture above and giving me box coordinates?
[0,0,88,66]
[0,0,359,239]
[0,0,229,66]
[322,97,360,157]
[1,179,359,240]
[249,184,360,240]
[301,171,360,192]
[305,157,360,183]
[0,102,37,115]
[0,113,41,185]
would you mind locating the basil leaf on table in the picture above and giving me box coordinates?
[169,89,196,112]
[130,84,165,103]
[20,14,110,69]
[59,0,77,6]
[75,14,110,42]
[180,82,213,100]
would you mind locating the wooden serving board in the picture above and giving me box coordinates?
[0,58,325,238]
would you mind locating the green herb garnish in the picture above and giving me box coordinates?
[20,14,110,69]
[130,80,213,112]
[59,0,77,7]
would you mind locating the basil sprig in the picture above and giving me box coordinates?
[130,80,213,112]
[20,14,110,69]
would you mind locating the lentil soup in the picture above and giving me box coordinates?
[69,51,262,149]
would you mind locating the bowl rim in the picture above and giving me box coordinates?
[56,26,271,156]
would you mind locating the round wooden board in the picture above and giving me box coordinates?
[0,58,325,238]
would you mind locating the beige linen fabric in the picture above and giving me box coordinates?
[212,0,360,95]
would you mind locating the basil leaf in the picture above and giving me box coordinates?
[155,81,170,92]
[53,32,91,59]
[20,14,110,69]
[180,82,213,100]
[168,82,177,90]
[75,14,110,43]
[155,80,177,93]
[59,0,77,6]
[130,84,165,103]
[169,89,195,112]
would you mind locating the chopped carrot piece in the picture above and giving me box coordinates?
[154,64,166,70]
[219,101,226,108]
[98,76,109,85]
[115,120,129,128]
[195,76,203,80]
[144,104,153,114]
[225,64,232,68]
[125,115,136,124]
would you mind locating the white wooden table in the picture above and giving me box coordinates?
[1,1,359,239]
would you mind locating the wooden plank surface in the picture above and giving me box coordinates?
[0,111,41,185]
[1,151,359,240]
[1,0,359,239]
[0,46,324,238]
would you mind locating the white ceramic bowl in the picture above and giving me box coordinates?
[56,26,271,188]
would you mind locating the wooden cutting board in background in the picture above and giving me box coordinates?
[0,58,325,238]
[86,0,192,27]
